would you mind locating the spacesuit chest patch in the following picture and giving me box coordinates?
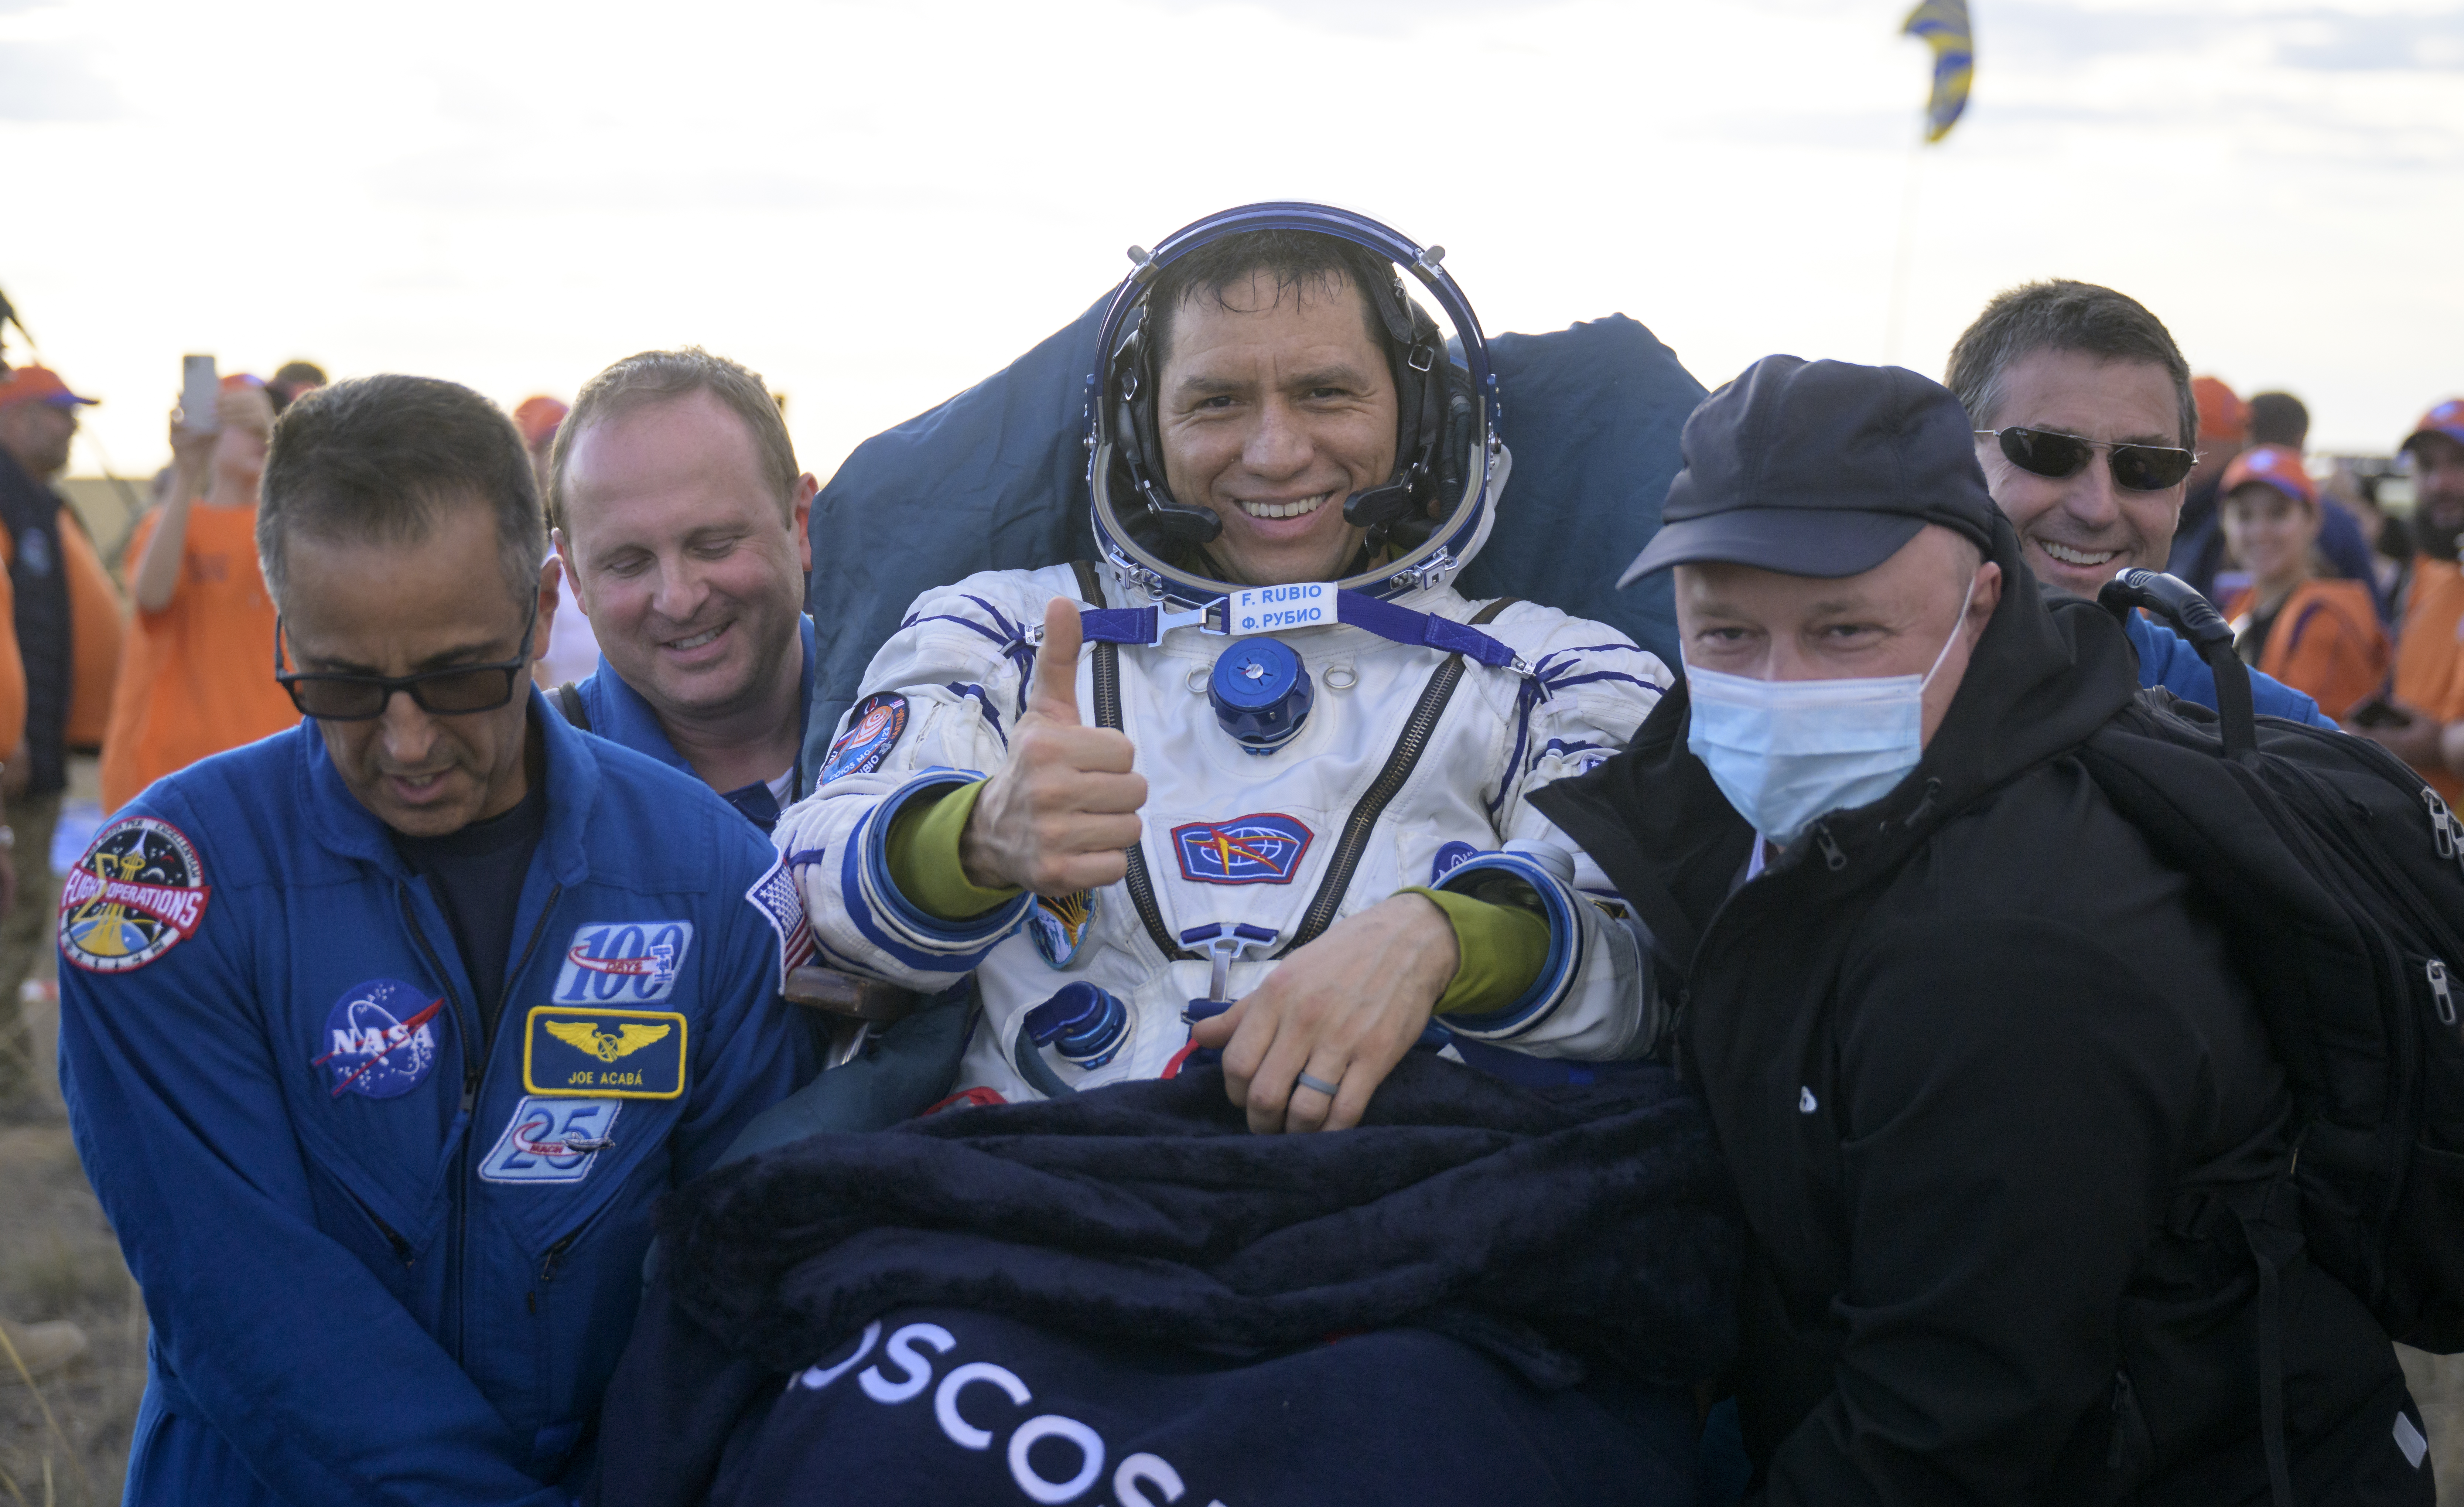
[313,979,445,1100]
[58,816,212,973]
[553,920,694,1005]
[821,693,908,784]
[1171,814,1313,885]
[523,1006,688,1099]
[478,1096,621,1183]
[1029,889,1097,968]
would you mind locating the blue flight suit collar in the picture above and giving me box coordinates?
[580,613,817,828]
[296,687,598,888]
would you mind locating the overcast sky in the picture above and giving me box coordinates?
[4,0,2459,479]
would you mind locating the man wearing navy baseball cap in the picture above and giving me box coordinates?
[1538,357,2427,1503]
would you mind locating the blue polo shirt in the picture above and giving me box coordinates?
[570,614,820,830]
[2124,612,2337,730]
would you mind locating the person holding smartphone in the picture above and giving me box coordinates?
[98,370,298,812]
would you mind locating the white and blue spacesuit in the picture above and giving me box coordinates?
[775,204,1672,1103]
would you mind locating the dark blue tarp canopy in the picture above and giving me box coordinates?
[802,297,1707,763]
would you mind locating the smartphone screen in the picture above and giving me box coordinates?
[181,354,218,433]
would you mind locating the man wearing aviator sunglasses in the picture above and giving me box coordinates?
[54,375,811,1507]
[1945,280,2338,729]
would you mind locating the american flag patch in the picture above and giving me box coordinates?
[745,856,816,990]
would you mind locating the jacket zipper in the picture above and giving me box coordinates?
[344,1184,416,1267]
[395,878,565,1363]
[526,1231,579,1315]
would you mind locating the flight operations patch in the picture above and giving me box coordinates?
[59,816,212,973]
[524,1006,688,1099]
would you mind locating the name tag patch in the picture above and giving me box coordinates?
[1171,813,1313,885]
[524,1006,688,1099]
[1226,582,1333,633]
[553,920,694,1005]
[478,1096,621,1183]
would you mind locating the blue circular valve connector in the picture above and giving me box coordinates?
[1023,982,1132,1069]
[1207,638,1314,755]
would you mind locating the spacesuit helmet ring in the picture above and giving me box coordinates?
[1086,202,1500,609]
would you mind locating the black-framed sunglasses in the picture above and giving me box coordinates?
[274,599,539,721]
[1976,427,2198,492]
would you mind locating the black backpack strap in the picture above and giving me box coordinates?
[553,681,592,733]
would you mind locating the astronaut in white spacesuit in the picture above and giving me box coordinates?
[775,204,1672,1133]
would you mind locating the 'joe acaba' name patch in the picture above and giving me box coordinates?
[523,1006,688,1099]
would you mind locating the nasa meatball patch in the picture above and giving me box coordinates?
[58,816,213,973]
[821,692,908,784]
[314,979,445,1100]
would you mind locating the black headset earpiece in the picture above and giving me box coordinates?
[1342,273,1454,550]
[1108,303,1221,546]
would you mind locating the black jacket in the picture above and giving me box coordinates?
[1537,516,2425,1506]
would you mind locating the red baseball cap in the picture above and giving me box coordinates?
[513,396,568,449]
[0,366,99,410]
[2193,376,2246,444]
[2404,399,2464,453]
[2220,443,2316,508]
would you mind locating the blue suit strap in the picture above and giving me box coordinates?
[1068,590,1522,670]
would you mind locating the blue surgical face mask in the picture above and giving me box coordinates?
[1684,573,1978,849]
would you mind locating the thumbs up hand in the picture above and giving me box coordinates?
[958,597,1149,896]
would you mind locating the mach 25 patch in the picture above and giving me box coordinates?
[59,816,212,973]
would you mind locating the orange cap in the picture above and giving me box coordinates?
[0,365,99,410]
[2220,443,2315,508]
[513,396,568,449]
[2405,399,2464,453]
[2193,376,2246,443]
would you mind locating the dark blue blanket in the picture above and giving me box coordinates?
[597,1054,1736,1505]
[801,301,1706,761]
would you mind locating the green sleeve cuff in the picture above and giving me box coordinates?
[1403,887,1551,1016]
[884,780,1023,921]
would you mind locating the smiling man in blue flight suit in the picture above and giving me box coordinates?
[55,374,812,1506]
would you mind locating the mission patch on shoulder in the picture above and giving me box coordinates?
[59,815,212,973]
[821,692,908,784]
[523,1005,688,1099]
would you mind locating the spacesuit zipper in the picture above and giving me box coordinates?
[1278,597,1517,957]
[1281,653,1469,954]
[1092,639,1197,963]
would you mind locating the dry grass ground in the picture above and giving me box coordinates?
[0,1104,144,1507]
[1,754,140,1506]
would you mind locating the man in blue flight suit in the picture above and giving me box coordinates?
[545,348,819,831]
[56,374,812,1505]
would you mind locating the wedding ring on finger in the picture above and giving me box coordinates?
[1294,1071,1340,1098]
